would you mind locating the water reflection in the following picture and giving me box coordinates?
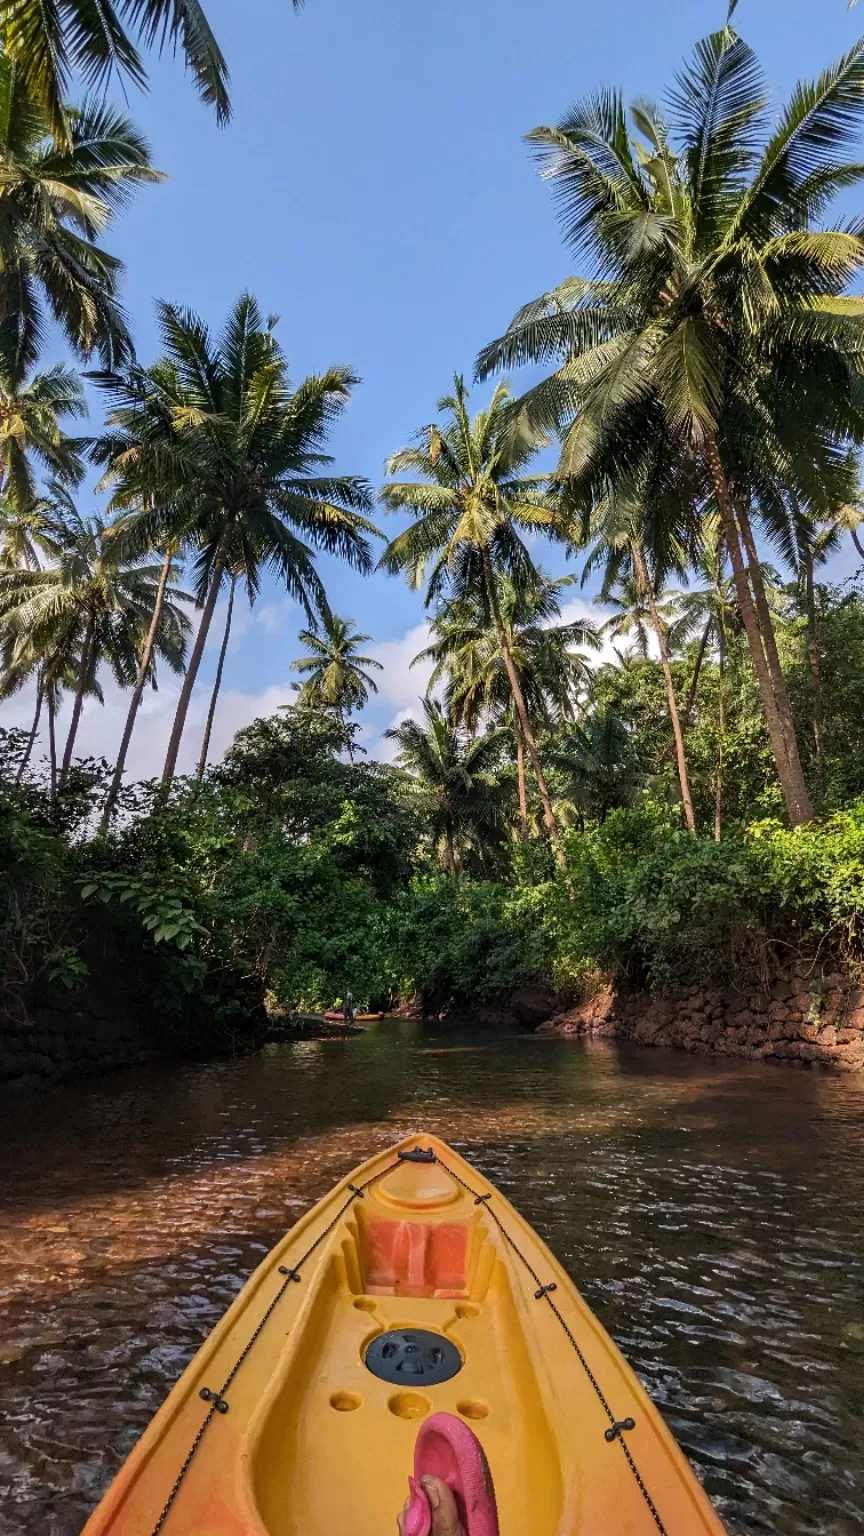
[0,1027,863,1534]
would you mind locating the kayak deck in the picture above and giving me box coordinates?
[82,1134,725,1536]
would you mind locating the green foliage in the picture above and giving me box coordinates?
[543,803,864,991]
[387,875,554,1009]
[386,801,864,1008]
[78,870,206,949]
[0,708,421,1038]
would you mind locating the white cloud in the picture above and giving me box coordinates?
[367,622,433,710]
[0,670,298,782]
[373,705,426,764]
[0,599,651,787]
[560,594,665,663]
[254,600,293,635]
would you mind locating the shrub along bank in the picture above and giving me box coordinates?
[2,709,863,1087]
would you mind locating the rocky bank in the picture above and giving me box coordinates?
[540,963,864,1071]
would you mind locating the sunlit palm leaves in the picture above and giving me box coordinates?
[0,0,237,145]
[0,56,161,370]
[380,375,572,858]
[478,24,864,825]
[0,490,191,779]
[291,614,382,715]
[94,292,378,783]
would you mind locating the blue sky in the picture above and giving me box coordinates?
[6,0,864,773]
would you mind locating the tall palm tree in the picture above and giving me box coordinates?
[96,529,183,828]
[668,527,744,837]
[93,293,379,787]
[415,572,599,838]
[0,493,190,782]
[478,25,864,826]
[583,490,697,831]
[380,376,572,863]
[195,569,237,781]
[0,56,161,371]
[0,482,68,780]
[0,624,96,789]
[0,0,234,147]
[385,698,505,876]
[290,612,383,761]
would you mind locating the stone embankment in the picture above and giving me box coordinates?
[0,1003,160,1091]
[540,964,864,1071]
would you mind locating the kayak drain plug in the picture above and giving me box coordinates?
[364,1329,463,1385]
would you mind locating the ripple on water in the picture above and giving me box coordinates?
[1,1030,864,1534]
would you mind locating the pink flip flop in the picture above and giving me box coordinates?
[403,1412,499,1536]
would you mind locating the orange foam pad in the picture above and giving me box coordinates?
[364,1218,468,1295]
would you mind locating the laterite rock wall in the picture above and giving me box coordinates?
[541,964,864,1071]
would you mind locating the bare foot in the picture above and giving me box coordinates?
[397,1475,465,1536]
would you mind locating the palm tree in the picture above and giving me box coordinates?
[93,293,379,787]
[415,572,599,838]
[478,25,864,826]
[582,490,697,831]
[290,613,383,761]
[0,0,234,147]
[667,527,744,837]
[380,376,573,863]
[0,482,69,780]
[96,530,183,828]
[195,569,237,781]
[385,698,505,875]
[0,625,95,789]
[550,710,644,825]
[0,493,190,782]
[0,57,161,372]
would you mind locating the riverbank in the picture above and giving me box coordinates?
[540,963,864,1071]
[4,964,864,1092]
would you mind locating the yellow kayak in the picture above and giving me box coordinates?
[82,1134,726,1536]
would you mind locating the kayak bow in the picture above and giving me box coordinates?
[82,1134,725,1536]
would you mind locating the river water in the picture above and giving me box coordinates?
[0,1025,863,1535]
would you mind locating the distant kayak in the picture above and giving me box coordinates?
[81,1134,726,1535]
[322,1010,383,1023]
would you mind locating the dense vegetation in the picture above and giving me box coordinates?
[2,16,864,1054]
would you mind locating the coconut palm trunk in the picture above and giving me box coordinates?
[736,500,812,814]
[15,677,43,784]
[481,549,565,865]
[445,823,459,877]
[852,526,864,563]
[684,620,711,724]
[714,623,726,843]
[48,693,57,803]
[196,574,236,780]
[161,529,232,787]
[342,707,356,767]
[100,548,175,832]
[704,435,812,826]
[60,621,95,783]
[633,544,696,833]
[514,718,529,841]
[802,551,825,796]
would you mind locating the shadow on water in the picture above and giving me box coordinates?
[1,1023,863,1535]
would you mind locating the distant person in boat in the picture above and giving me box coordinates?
[344,989,354,1024]
[398,1476,464,1536]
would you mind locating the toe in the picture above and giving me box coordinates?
[421,1475,465,1536]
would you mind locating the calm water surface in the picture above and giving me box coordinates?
[0,1025,863,1535]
